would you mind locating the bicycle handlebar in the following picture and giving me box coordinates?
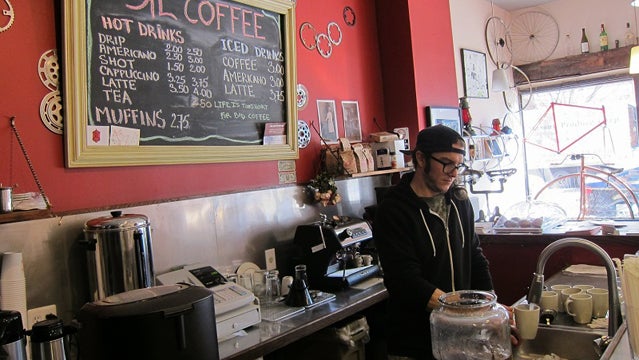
[549,153,613,166]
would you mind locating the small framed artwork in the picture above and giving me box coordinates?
[426,106,462,135]
[461,48,489,98]
[317,100,339,143]
[341,100,362,142]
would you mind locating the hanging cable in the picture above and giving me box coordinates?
[9,116,51,209]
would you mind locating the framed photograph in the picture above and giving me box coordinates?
[426,106,462,135]
[341,101,362,142]
[461,48,489,98]
[317,100,339,144]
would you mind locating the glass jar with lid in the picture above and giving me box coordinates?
[430,290,511,359]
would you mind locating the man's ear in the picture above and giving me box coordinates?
[415,151,426,169]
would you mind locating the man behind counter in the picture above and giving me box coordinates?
[373,125,513,359]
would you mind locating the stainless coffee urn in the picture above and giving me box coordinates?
[82,211,155,301]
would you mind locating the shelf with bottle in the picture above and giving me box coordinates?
[516,44,633,85]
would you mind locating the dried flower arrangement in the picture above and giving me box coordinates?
[307,171,342,206]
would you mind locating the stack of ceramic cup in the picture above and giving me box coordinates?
[0,252,27,329]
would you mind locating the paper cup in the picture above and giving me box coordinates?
[1,252,24,281]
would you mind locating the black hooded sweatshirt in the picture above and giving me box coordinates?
[373,171,494,359]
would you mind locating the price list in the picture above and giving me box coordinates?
[88,0,288,146]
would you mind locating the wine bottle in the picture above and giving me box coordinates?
[581,28,590,53]
[625,22,636,47]
[599,24,608,51]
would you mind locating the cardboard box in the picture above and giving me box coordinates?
[369,132,399,142]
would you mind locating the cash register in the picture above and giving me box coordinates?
[292,215,380,291]
[157,264,261,341]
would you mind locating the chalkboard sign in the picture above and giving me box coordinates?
[63,0,297,167]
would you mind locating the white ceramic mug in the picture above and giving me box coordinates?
[550,285,571,312]
[565,293,593,324]
[514,303,540,340]
[540,290,559,312]
[587,288,609,318]
[281,276,294,296]
[561,287,582,314]
[573,284,594,292]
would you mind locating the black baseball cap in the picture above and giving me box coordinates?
[400,125,466,156]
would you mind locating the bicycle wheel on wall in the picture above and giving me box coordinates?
[485,16,512,68]
[509,11,559,64]
[503,65,532,113]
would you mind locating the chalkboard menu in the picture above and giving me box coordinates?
[63,0,297,167]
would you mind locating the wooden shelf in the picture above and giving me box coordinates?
[515,45,632,84]
[0,209,54,224]
[347,167,412,178]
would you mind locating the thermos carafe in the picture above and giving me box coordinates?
[29,317,70,360]
[0,310,27,360]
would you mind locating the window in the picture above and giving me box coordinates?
[521,77,639,219]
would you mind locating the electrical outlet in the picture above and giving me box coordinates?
[27,304,57,329]
[265,248,276,271]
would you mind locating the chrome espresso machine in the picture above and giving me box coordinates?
[292,215,379,290]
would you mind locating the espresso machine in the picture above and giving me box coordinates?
[292,215,379,290]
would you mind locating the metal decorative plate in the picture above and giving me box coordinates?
[297,120,311,149]
[40,90,64,134]
[297,83,308,109]
[38,49,59,91]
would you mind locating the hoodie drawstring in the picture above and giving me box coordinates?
[450,201,465,249]
[419,209,436,257]
[420,202,466,292]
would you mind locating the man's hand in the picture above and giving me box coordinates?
[502,304,520,346]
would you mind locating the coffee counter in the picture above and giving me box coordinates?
[520,271,634,359]
[218,280,388,360]
[478,230,639,305]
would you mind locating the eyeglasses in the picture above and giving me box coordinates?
[431,156,468,175]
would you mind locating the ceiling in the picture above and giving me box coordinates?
[487,0,556,11]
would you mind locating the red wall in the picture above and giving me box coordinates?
[376,0,458,147]
[0,0,456,214]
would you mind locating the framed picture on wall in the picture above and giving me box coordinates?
[461,48,489,98]
[341,101,362,142]
[426,106,462,135]
[317,100,339,143]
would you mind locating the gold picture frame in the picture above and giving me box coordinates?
[62,0,298,167]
